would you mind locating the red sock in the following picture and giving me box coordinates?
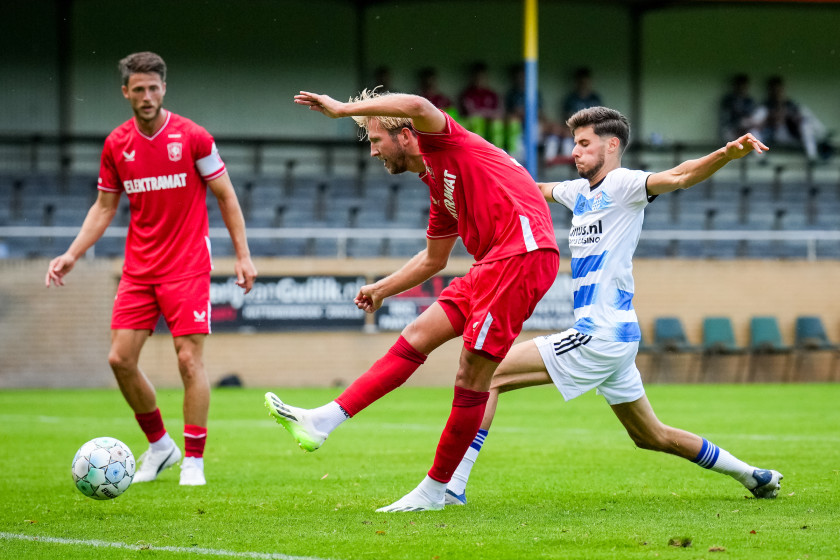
[427,386,489,483]
[184,424,207,458]
[335,336,427,417]
[135,409,166,443]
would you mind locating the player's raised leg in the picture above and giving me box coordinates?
[611,395,783,498]
[446,339,553,505]
[109,328,181,483]
[266,303,458,452]
[174,333,209,486]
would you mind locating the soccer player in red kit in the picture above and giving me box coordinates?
[264,88,560,511]
[46,52,257,486]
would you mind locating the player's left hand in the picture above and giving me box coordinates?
[235,257,258,294]
[294,91,345,119]
[725,133,769,160]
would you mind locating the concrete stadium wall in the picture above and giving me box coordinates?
[2,256,838,389]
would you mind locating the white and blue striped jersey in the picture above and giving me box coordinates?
[551,168,652,342]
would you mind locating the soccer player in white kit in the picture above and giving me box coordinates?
[445,106,783,505]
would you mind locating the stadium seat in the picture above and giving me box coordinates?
[792,316,840,382]
[699,317,747,383]
[747,316,794,382]
[635,332,658,384]
[650,317,699,383]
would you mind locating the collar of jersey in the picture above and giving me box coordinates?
[589,176,606,192]
[133,109,171,141]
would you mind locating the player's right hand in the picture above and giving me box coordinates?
[293,91,345,119]
[725,132,769,160]
[354,284,383,313]
[45,254,76,287]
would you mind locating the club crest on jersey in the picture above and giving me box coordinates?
[573,191,612,216]
[167,142,183,162]
[423,161,436,182]
[591,191,609,211]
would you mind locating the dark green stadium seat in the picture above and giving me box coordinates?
[651,317,699,382]
[654,317,697,352]
[793,316,840,381]
[700,317,747,382]
[748,316,794,382]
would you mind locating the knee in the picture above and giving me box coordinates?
[488,370,518,394]
[108,349,136,375]
[627,424,673,453]
[176,346,202,377]
[454,352,497,391]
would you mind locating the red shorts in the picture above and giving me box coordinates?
[438,249,559,362]
[111,274,211,337]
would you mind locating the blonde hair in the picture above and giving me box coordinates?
[351,88,413,138]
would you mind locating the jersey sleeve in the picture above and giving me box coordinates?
[426,201,459,240]
[608,168,652,209]
[97,137,122,193]
[415,112,466,152]
[551,179,584,210]
[191,126,226,181]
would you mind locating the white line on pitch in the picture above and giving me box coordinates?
[0,532,337,560]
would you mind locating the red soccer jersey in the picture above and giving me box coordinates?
[98,110,226,283]
[418,113,558,264]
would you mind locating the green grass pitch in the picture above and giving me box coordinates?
[1,384,838,559]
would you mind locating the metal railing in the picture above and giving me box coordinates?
[2,226,838,261]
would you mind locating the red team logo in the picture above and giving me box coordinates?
[167,142,183,162]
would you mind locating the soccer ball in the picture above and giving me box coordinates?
[71,437,135,500]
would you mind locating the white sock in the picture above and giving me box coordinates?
[414,475,446,503]
[150,432,174,452]
[182,456,203,470]
[309,401,350,434]
[447,429,488,495]
[693,438,756,488]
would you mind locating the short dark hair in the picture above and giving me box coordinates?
[573,66,592,80]
[732,73,749,86]
[767,75,784,88]
[118,52,166,86]
[566,106,630,151]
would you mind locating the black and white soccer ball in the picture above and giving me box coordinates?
[71,437,135,500]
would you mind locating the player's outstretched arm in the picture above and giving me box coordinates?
[354,236,457,313]
[537,182,560,203]
[45,191,120,287]
[647,133,769,196]
[294,91,446,133]
[208,173,257,294]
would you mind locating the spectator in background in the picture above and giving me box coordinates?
[458,61,504,147]
[719,73,758,141]
[752,76,829,163]
[417,67,455,116]
[503,63,555,159]
[562,67,603,122]
[547,66,605,163]
[374,65,394,92]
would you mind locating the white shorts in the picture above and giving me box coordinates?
[534,329,645,405]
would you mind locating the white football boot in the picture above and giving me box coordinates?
[376,478,445,512]
[179,457,206,486]
[133,441,181,483]
[748,469,783,499]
